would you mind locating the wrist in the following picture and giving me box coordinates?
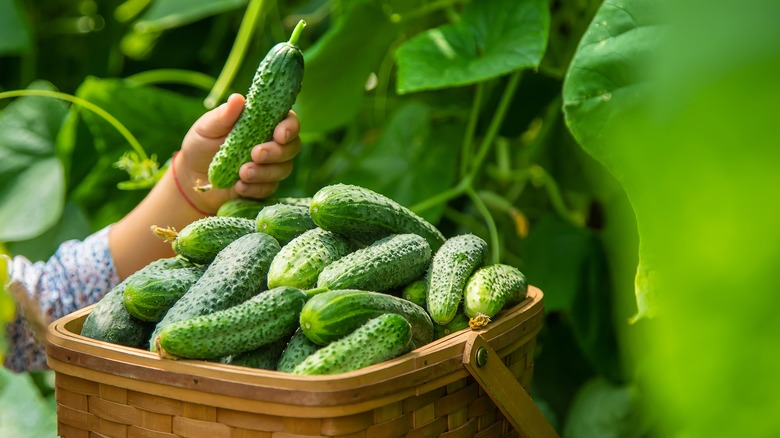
[171,152,215,216]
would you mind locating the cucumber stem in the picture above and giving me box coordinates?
[288,19,307,46]
[150,225,178,242]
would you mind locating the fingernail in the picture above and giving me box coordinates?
[257,147,270,162]
[246,167,256,179]
[284,129,292,144]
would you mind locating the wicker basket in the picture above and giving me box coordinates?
[46,286,555,438]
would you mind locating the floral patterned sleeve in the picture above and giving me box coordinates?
[3,226,119,372]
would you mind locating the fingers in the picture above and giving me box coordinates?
[239,161,294,185]
[234,180,280,199]
[251,135,302,165]
[272,110,300,145]
[193,94,246,139]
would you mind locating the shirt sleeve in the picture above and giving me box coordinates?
[3,225,119,372]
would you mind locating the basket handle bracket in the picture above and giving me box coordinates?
[462,331,559,438]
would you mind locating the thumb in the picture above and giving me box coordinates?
[193,93,245,139]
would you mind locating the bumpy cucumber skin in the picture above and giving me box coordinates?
[426,234,488,325]
[462,264,528,319]
[123,265,205,322]
[217,197,313,219]
[317,234,431,293]
[150,232,281,351]
[310,184,446,251]
[292,313,412,375]
[401,278,427,308]
[174,216,256,264]
[434,312,470,339]
[81,257,191,347]
[300,289,434,347]
[157,286,306,359]
[255,203,316,245]
[208,41,304,189]
[267,227,352,290]
[220,337,289,370]
[276,328,322,372]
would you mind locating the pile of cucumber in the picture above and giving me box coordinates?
[81,183,529,375]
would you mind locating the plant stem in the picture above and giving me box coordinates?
[532,165,584,227]
[391,0,464,23]
[411,176,471,213]
[125,69,216,91]
[203,0,268,109]
[460,82,484,179]
[288,19,306,45]
[0,89,147,161]
[466,186,500,264]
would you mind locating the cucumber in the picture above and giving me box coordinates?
[122,265,205,322]
[156,286,306,359]
[267,227,352,290]
[434,312,470,339]
[310,184,446,251]
[426,234,488,325]
[292,314,412,375]
[317,234,431,293]
[217,197,313,219]
[462,264,528,325]
[299,289,434,347]
[81,257,191,348]
[401,278,427,308]
[220,338,289,370]
[151,216,256,264]
[255,203,316,245]
[276,328,322,373]
[150,232,281,351]
[204,20,306,190]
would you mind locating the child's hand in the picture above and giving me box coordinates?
[174,93,302,214]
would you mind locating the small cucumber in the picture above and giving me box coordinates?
[299,289,434,347]
[152,216,256,264]
[267,227,352,290]
[434,312,470,339]
[255,203,316,245]
[205,20,306,190]
[292,314,412,375]
[276,328,322,373]
[462,264,528,325]
[156,286,306,359]
[217,197,313,219]
[123,265,205,322]
[426,234,488,325]
[317,233,431,293]
[401,278,427,308]
[219,337,289,370]
[150,232,281,351]
[310,184,446,251]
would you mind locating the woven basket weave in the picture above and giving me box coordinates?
[46,286,552,438]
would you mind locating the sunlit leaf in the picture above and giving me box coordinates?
[5,202,91,262]
[0,368,57,438]
[134,0,247,32]
[395,0,550,93]
[0,82,67,242]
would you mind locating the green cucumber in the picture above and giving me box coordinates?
[217,197,313,219]
[426,234,488,325]
[150,232,281,351]
[434,312,470,339]
[152,216,256,264]
[156,286,306,359]
[255,203,316,245]
[401,278,427,308]
[122,265,205,322]
[204,20,306,190]
[317,234,431,293]
[81,257,191,347]
[276,328,322,373]
[220,338,289,370]
[462,264,528,324]
[310,184,446,251]
[267,227,352,290]
[292,314,412,375]
[299,289,434,347]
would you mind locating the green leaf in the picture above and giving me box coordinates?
[0,368,57,438]
[294,0,398,134]
[563,378,650,438]
[334,101,460,224]
[395,0,550,93]
[0,0,32,55]
[5,202,92,262]
[0,82,68,242]
[135,0,247,32]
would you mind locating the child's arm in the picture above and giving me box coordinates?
[109,93,301,279]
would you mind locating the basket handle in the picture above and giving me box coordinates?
[462,331,559,438]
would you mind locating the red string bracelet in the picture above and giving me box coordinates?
[171,152,213,216]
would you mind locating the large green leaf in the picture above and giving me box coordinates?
[134,0,247,32]
[0,82,67,242]
[334,101,460,224]
[5,202,91,262]
[0,368,57,438]
[395,0,550,94]
[294,0,398,134]
[563,378,650,438]
[0,0,31,55]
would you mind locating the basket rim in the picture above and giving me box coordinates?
[46,286,544,412]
